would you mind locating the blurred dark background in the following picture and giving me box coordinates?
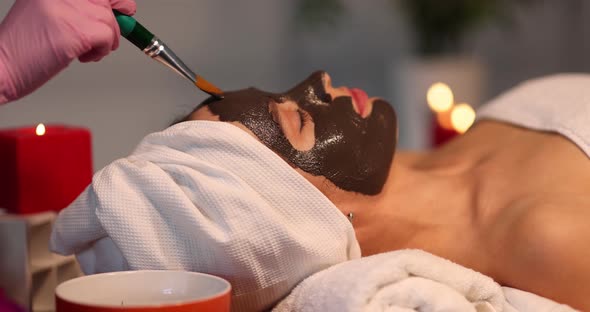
[1,0,588,169]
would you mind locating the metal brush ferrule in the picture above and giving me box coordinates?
[143,37,196,84]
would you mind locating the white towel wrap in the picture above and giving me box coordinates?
[50,120,361,311]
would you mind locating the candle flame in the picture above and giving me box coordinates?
[36,123,46,136]
[451,103,476,133]
[427,82,454,113]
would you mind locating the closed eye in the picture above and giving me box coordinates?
[298,109,311,132]
[269,101,315,151]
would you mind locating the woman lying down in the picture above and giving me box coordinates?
[50,71,588,311]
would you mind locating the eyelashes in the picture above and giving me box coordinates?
[269,100,313,135]
[297,109,311,131]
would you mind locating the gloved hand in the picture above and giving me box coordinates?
[0,0,137,104]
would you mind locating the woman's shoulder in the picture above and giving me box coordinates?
[476,73,590,160]
[487,192,590,310]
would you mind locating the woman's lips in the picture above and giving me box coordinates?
[348,88,369,116]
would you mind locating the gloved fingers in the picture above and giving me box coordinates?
[78,24,113,62]
[86,0,121,50]
[109,0,137,15]
[78,2,120,62]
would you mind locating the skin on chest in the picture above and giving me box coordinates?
[467,126,590,308]
[468,122,590,225]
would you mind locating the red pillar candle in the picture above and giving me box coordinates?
[431,114,459,147]
[0,124,92,214]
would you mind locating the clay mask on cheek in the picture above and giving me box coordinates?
[206,71,398,195]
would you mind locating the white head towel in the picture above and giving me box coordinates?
[50,120,361,311]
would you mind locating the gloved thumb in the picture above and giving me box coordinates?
[110,0,137,15]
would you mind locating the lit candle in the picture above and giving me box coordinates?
[431,113,459,147]
[450,103,476,134]
[0,124,92,214]
[431,103,477,146]
[427,82,456,146]
[427,82,476,147]
[427,82,454,113]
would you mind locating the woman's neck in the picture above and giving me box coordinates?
[349,145,483,260]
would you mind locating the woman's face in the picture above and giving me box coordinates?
[187,71,398,196]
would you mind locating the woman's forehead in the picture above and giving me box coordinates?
[197,71,329,105]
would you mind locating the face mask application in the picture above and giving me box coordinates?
[205,71,398,195]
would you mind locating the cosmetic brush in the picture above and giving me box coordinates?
[113,11,223,99]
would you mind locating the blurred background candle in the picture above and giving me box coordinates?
[0,124,92,214]
[427,82,476,146]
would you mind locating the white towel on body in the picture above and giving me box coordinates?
[49,120,361,312]
[274,250,577,312]
[477,73,590,158]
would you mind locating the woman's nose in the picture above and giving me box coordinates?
[321,72,349,98]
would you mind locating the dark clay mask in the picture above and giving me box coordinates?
[201,71,397,195]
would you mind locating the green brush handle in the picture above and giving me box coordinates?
[113,10,155,50]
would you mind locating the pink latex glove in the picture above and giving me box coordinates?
[0,0,137,104]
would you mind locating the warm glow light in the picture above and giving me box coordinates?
[451,103,476,133]
[427,82,454,113]
[35,123,46,136]
[436,110,454,130]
